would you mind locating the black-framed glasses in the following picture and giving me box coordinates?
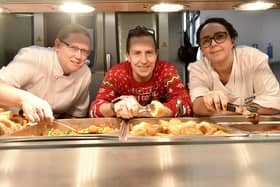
[60,40,90,57]
[200,32,228,48]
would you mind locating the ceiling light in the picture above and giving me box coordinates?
[151,3,184,12]
[235,1,275,11]
[16,14,33,17]
[0,7,10,13]
[60,2,95,13]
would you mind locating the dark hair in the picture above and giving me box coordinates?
[56,24,90,41]
[126,25,157,53]
[196,17,238,45]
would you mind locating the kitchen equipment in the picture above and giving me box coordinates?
[11,118,121,136]
[226,103,259,124]
[119,119,129,140]
[138,103,155,113]
[52,120,78,132]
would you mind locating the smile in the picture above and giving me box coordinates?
[210,50,223,55]
[71,60,82,65]
[138,67,149,71]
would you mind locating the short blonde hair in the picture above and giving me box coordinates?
[56,24,90,41]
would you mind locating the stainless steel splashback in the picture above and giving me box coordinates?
[1,138,280,187]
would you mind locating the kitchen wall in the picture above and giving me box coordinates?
[166,13,186,81]
[200,9,280,62]
[0,16,4,65]
[0,10,279,86]
[117,13,157,62]
[0,14,32,67]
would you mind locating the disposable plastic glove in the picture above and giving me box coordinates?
[21,92,54,123]
[113,95,140,119]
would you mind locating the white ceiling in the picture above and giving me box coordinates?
[0,0,279,12]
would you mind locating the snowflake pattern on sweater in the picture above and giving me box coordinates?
[89,60,192,117]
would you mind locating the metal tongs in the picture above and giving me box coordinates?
[119,119,129,141]
[19,109,79,131]
[176,99,184,117]
[138,104,155,114]
[52,120,78,132]
[226,103,259,124]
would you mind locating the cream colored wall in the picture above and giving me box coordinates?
[0,15,5,66]
[117,13,157,62]
[0,14,32,66]
[200,10,280,62]
[33,13,44,46]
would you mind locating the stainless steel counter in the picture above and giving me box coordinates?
[1,136,280,187]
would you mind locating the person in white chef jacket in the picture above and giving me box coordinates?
[188,17,280,116]
[0,24,92,122]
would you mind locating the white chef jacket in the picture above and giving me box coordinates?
[188,46,280,110]
[0,46,91,117]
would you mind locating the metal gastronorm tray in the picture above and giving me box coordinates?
[127,117,249,137]
[10,118,122,136]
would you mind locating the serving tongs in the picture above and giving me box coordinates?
[119,119,129,141]
[18,109,80,131]
[138,103,155,114]
[226,103,259,124]
[118,102,156,140]
[52,120,78,132]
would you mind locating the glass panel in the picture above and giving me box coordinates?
[117,13,157,62]
[0,13,33,67]
[44,13,71,47]
[75,13,97,69]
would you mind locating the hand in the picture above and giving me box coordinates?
[21,92,54,123]
[113,96,140,119]
[149,100,167,117]
[203,91,228,113]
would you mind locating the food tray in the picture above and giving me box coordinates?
[127,117,248,137]
[11,118,121,136]
[201,115,280,123]
[227,123,280,134]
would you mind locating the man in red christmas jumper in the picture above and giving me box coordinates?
[89,26,192,119]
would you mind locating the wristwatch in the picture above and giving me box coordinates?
[111,97,123,113]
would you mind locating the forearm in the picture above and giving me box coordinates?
[193,96,215,116]
[253,103,280,115]
[0,81,25,107]
[99,102,116,117]
[89,100,112,117]
[0,81,53,122]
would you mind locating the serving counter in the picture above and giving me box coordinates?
[1,116,280,187]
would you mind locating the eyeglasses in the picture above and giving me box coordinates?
[60,40,90,57]
[200,32,228,48]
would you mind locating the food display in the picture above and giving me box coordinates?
[130,118,229,136]
[10,118,122,136]
[47,124,117,136]
[149,100,166,117]
[0,108,31,135]
[228,124,280,133]
[5,111,280,138]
